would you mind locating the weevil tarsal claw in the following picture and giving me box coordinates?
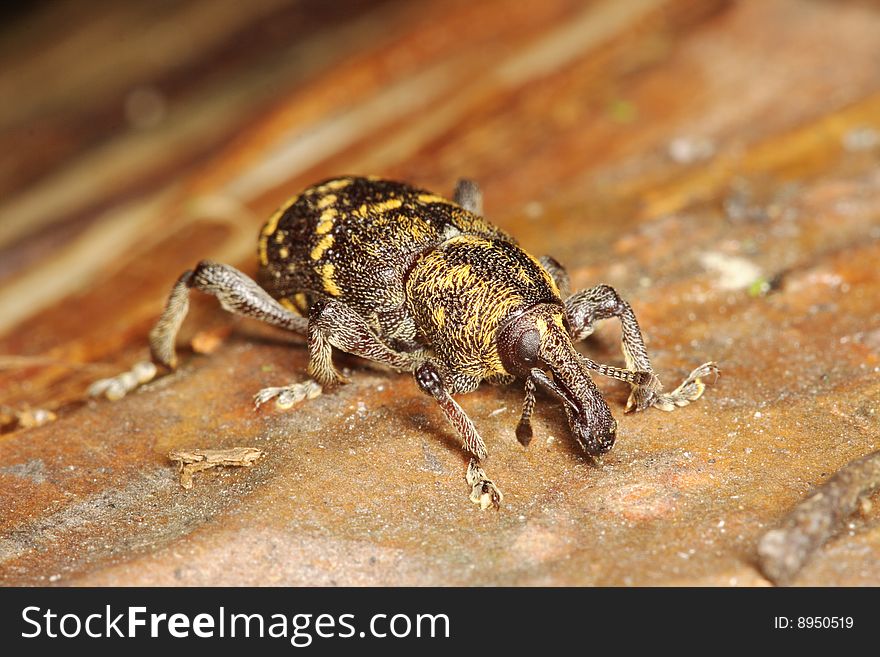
[87,360,158,400]
[628,361,720,413]
[466,459,503,510]
[253,379,322,410]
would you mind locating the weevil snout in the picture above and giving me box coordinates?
[567,407,617,456]
[500,304,618,456]
[545,360,617,456]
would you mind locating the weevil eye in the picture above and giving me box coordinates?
[515,328,541,367]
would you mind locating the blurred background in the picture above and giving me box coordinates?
[0,0,878,586]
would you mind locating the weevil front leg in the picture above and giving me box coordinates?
[414,360,503,509]
[90,261,309,401]
[564,284,718,412]
[305,300,419,383]
[256,298,421,408]
[515,375,537,447]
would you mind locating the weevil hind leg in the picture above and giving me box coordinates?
[564,284,718,413]
[453,179,483,214]
[153,261,309,369]
[89,261,308,401]
[87,360,159,401]
[414,360,503,509]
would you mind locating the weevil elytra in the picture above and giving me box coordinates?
[92,176,717,508]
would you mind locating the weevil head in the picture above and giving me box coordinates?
[499,304,617,456]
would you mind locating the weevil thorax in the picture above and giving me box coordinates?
[405,233,561,386]
[499,304,617,455]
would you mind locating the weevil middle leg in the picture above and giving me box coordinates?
[305,299,419,386]
[539,255,571,298]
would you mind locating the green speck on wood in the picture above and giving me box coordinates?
[608,99,637,123]
[748,277,771,298]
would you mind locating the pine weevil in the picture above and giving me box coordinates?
[90,177,718,509]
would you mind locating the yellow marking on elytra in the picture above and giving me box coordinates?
[451,209,507,239]
[280,298,298,312]
[317,178,352,192]
[317,194,337,209]
[259,195,299,265]
[262,196,298,237]
[316,208,337,234]
[368,198,403,214]
[279,246,289,259]
[261,211,283,239]
[310,234,334,261]
[294,292,308,309]
[417,193,453,205]
[274,230,286,243]
[320,263,342,296]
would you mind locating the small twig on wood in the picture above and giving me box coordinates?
[168,447,264,489]
[757,449,880,585]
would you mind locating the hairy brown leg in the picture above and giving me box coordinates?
[414,360,502,509]
[453,178,483,215]
[151,261,308,369]
[539,255,570,298]
[258,298,420,409]
[90,261,308,400]
[564,284,717,412]
[516,375,537,446]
